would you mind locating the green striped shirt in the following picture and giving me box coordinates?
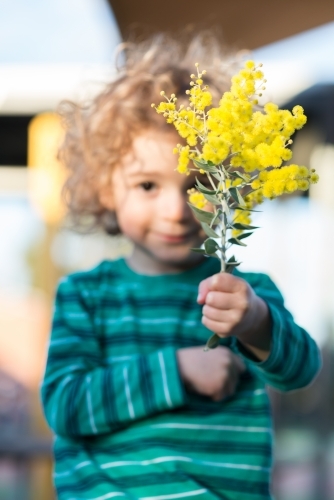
[41,257,321,500]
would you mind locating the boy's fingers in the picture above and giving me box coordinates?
[205,291,246,310]
[211,273,245,292]
[198,273,244,303]
[202,304,238,324]
[201,315,231,336]
[197,278,211,303]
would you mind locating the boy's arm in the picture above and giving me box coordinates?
[199,272,321,392]
[234,273,322,392]
[41,277,186,438]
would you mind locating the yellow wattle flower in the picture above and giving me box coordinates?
[298,166,309,177]
[177,146,190,175]
[286,180,298,192]
[310,172,319,183]
[251,179,261,190]
[188,191,207,209]
[245,60,255,70]
[298,179,310,191]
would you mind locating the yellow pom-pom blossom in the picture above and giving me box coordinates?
[298,179,310,191]
[310,172,319,183]
[188,190,207,209]
[189,86,212,111]
[176,146,191,174]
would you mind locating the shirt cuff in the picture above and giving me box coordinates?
[148,346,187,411]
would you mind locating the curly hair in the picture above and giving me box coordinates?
[59,31,245,234]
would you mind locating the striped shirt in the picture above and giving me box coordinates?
[41,257,321,500]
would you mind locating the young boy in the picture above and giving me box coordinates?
[41,34,321,500]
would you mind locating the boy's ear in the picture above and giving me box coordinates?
[98,186,115,211]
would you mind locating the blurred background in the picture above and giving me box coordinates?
[0,1,334,499]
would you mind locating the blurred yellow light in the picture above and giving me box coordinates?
[28,112,67,225]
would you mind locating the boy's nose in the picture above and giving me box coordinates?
[162,190,191,223]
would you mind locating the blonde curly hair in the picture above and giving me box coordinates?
[59,32,244,234]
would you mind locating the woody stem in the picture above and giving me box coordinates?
[220,171,226,273]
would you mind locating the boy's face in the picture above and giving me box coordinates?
[101,129,208,274]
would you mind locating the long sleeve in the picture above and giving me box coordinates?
[41,277,186,438]
[232,272,322,392]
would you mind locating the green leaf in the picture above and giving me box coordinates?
[203,193,221,205]
[226,261,241,274]
[195,178,217,195]
[211,208,223,226]
[226,255,241,273]
[201,222,219,238]
[191,248,207,254]
[193,159,218,173]
[237,231,253,240]
[192,158,207,168]
[204,333,221,351]
[191,247,219,259]
[211,172,222,181]
[229,187,239,204]
[221,199,230,217]
[232,223,259,230]
[204,238,220,255]
[229,171,250,182]
[195,185,214,196]
[229,187,246,206]
[226,260,241,267]
[233,204,261,213]
[187,203,214,224]
[228,237,247,247]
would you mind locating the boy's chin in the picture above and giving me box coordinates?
[153,248,206,270]
[129,241,206,273]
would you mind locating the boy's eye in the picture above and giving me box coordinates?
[140,182,155,191]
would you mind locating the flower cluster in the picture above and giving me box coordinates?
[251,165,319,198]
[154,60,319,264]
[188,189,207,209]
[155,62,312,185]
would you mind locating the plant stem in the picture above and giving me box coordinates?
[220,169,227,273]
[220,210,226,272]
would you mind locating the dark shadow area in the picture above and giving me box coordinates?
[0,115,34,166]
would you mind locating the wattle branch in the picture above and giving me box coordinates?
[153,60,319,349]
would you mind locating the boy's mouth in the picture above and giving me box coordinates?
[154,230,199,244]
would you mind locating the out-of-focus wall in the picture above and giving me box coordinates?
[0,162,131,500]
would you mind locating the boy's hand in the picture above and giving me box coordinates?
[197,273,272,361]
[177,346,245,401]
